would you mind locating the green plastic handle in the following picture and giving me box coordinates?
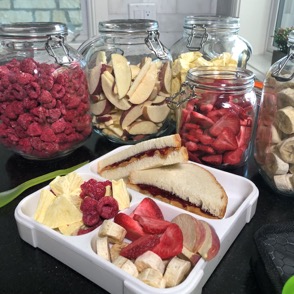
[282,275,294,294]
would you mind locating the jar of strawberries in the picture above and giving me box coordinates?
[254,30,294,195]
[0,22,92,160]
[168,66,257,169]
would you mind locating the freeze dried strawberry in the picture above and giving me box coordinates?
[129,198,164,220]
[206,108,231,123]
[120,234,160,260]
[185,141,198,151]
[77,222,102,235]
[198,133,214,145]
[114,213,147,241]
[223,148,244,165]
[189,111,214,128]
[133,214,171,234]
[152,223,183,259]
[197,144,215,154]
[201,154,223,165]
[237,125,252,148]
[212,128,238,152]
[97,196,119,219]
[209,112,240,137]
[80,179,106,200]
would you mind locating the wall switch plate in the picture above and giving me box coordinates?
[128,3,156,19]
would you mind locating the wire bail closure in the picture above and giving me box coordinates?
[45,35,73,65]
[187,24,208,51]
[145,30,170,59]
[271,51,294,81]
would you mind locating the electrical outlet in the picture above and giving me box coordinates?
[128,3,156,20]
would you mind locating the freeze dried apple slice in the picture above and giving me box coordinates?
[127,120,158,135]
[143,104,170,123]
[120,104,145,129]
[159,61,172,94]
[91,94,114,116]
[111,53,132,99]
[101,71,131,111]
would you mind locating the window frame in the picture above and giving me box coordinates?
[266,0,281,53]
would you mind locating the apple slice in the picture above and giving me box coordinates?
[129,62,158,104]
[151,95,167,104]
[127,120,158,135]
[178,246,201,266]
[143,104,170,123]
[120,104,144,129]
[130,64,141,80]
[91,95,114,116]
[197,220,220,261]
[101,71,131,111]
[171,213,206,253]
[159,61,172,94]
[88,64,102,95]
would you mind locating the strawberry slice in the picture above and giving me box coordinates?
[201,154,222,165]
[212,128,238,152]
[209,112,240,137]
[207,108,231,122]
[152,223,183,260]
[114,213,147,241]
[189,111,214,128]
[223,147,244,165]
[129,198,164,220]
[237,125,252,148]
[120,234,160,260]
[133,214,171,234]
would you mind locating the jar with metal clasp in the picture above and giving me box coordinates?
[254,30,294,195]
[170,15,252,94]
[78,19,174,144]
[167,66,258,169]
[0,22,92,160]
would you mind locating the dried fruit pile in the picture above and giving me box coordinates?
[0,58,92,158]
[179,84,254,167]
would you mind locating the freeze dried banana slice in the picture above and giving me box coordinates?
[278,137,294,163]
[276,106,294,134]
[274,174,294,192]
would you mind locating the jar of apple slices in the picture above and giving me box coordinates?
[78,19,174,144]
[254,30,294,195]
[167,66,257,169]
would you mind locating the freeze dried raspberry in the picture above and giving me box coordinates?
[17,113,34,130]
[39,75,54,91]
[18,137,33,153]
[55,71,69,85]
[8,84,27,100]
[17,72,35,85]
[25,82,41,99]
[80,179,106,200]
[6,58,21,70]
[14,125,27,139]
[47,108,61,123]
[20,58,37,74]
[0,65,10,78]
[83,210,101,227]
[80,196,99,212]
[66,95,81,109]
[55,133,68,143]
[23,97,38,110]
[77,102,90,114]
[30,106,48,123]
[67,132,83,143]
[64,122,74,135]
[40,127,57,142]
[30,137,43,151]
[97,196,119,219]
[42,98,57,109]
[42,141,59,154]
[27,122,43,136]
[77,222,101,235]
[5,103,18,119]
[64,109,77,122]
[38,89,53,104]
[1,75,11,89]
[51,83,65,98]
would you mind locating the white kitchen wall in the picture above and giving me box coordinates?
[107,0,218,48]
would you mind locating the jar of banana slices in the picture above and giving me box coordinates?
[254,30,294,195]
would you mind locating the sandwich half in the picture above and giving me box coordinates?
[97,134,189,180]
[128,163,228,219]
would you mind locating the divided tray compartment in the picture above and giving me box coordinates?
[251,222,294,294]
[15,146,259,294]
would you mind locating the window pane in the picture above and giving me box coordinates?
[275,0,294,29]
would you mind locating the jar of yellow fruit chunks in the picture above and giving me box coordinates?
[78,19,174,144]
[170,16,252,93]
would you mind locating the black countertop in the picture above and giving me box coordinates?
[1,133,294,294]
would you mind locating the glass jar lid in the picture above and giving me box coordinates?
[183,15,240,31]
[98,19,159,33]
[0,22,68,39]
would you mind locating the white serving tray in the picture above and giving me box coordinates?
[14,146,259,294]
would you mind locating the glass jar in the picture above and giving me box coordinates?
[0,22,92,160]
[254,30,294,195]
[167,66,257,169]
[78,19,174,144]
[170,16,252,94]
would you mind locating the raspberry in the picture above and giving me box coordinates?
[20,58,37,74]
[47,108,61,123]
[30,106,48,123]
[42,98,57,109]
[27,122,43,136]
[80,179,106,200]
[5,103,18,119]
[66,95,81,109]
[96,196,119,219]
[17,113,34,130]
[39,75,54,91]
[38,89,53,104]
[17,72,35,85]
[25,82,41,99]
[30,137,43,151]
[51,119,66,133]
[82,210,101,227]
[40,127,57,142]
[23,97,38,110]
[9,83,27,100]
[55,71,69,85]
[77,222,101,235]
[51,83,65,98]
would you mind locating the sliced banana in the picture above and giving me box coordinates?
[110,242,128,261]
[277,87,294,109]
[137,268,166,288]
[271,125,282,144]
[98,220,127,244]
[163,256,191,287]
[134,250,165,274]
[273,174,294,192]
[278,137,294,163]
[263,152,289,177]
[96,236,111,261]
[113,256,139,277]
[276,106,294,135]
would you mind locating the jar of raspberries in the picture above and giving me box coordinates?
[78,19,174,144]
[254,30,294,195]
[0,22,92,160]
[168,66,257,169]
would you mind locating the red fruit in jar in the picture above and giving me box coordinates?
[189,111,214,129]
[223,147,244,165]
[237,125,252,148]
[209,112,240,137]
[129,197,164,220]
[185,141,198,151]
[152,223,183,259]
[201,154,223,165]
[133,214,171,234]
[212,128,238,152]
[114,213,147,241]
[120,234,160,260]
